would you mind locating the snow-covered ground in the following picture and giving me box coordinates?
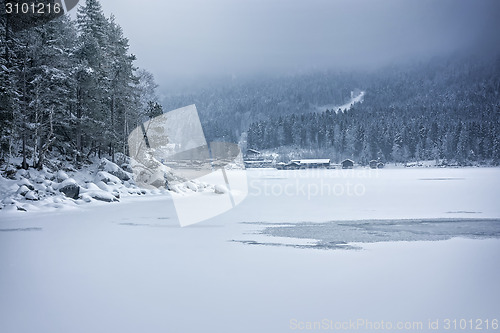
[1,167,499,333]
[0,157,221,213]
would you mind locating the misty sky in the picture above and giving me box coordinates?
[84,0,500,83]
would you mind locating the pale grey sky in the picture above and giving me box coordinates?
[74,0,500,84]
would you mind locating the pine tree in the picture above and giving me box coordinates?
[106,15,137,162]
[391,132,404,164]
[25,16,78,168]
[75,0,110,161]
[0,8,16,166]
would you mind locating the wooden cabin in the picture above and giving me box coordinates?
[341,159,354,169]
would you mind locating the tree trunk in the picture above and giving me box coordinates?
[32,107,39,168]
[5,12,10,64]
[36,109,55,170]
[21,40,28,170]
[76,87,82,162]
[22,134,28,170]
[111,95,115,162]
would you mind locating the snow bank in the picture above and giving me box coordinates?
[0,158,220,212]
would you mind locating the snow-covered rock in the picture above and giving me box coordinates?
[58,178,80,199]
[34,183,47,192]
[186,181,198,191]
[93,181,109,192]
[84,183,101,191]
[2,197,16,205]
[214,185,228,194]
[16,185,30,196]
[56,170,69,182]
[17,178,34,190]
[121,163,133,173]
[95,171,122,185]
[15,169,29,180]
[25,190,39,201]
[83,190,119,202]
[98,159,131,181]
[79,194,92,203]
[34,176,46,184]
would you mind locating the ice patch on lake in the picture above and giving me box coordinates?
[237,218,500,250]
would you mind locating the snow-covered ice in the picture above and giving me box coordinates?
[1,167,499,332]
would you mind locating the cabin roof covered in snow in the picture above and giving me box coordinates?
[290,159,330,164]
[247,149,261,154]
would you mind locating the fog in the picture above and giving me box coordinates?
[94,0,500,84]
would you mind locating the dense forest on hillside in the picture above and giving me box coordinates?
[247,57,500,165]
[0,0,161,172]
[165,56,499,165]
[162,72,360,142]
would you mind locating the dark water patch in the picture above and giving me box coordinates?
[231,239,361,251]
[419,178,465,181]
[0,227,42,232]
[185,224,224,228]
[118,222,178,228]
[119,222,150,227]
[241,222,303,226]
[446,211,482,214]
[261,177,288,180]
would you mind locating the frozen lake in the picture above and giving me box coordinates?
[1,167,499,332]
